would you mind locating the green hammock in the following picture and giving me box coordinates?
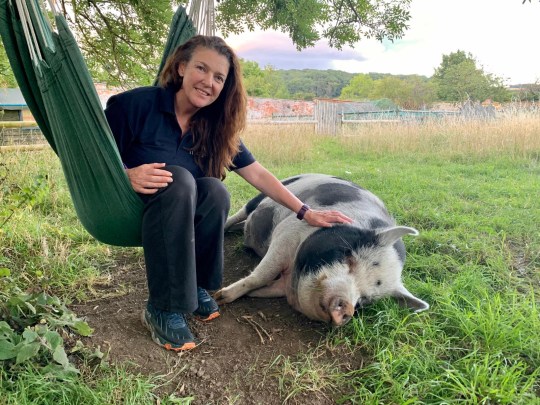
[0,0,196,246]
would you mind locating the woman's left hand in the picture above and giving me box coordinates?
[303,209,353,228]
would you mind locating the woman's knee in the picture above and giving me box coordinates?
[197,177,231,212]
[164,166,197,198]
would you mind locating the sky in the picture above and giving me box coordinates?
[222,0,540,85]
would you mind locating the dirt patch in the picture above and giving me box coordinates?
[72,233,359,404]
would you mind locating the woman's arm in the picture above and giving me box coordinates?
[235,162,352,227]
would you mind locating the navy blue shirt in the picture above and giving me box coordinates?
[105,86,256,178]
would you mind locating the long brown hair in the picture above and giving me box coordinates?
[159,35,247,179]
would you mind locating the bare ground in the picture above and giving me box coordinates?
[72,232,361,404]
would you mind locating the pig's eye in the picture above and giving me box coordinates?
[372,261,380,266]
[376,280,382,286]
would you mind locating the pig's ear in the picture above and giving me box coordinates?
[392,285,429,312]
[377,226,419,246]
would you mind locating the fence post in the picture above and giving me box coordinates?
[315,100,340,135]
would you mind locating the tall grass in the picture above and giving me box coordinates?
[340,116,540,159]
[244,116,540,163]
[242,123,318,165]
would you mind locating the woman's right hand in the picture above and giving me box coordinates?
[125,163,173,194]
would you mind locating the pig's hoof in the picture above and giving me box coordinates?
[214,288,233,305]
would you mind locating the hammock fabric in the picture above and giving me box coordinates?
[0,0,196,246]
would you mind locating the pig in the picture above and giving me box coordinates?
[215,174,429,326]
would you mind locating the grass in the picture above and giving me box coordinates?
[0,361,195,404]
[1,115,540,403]
[268,348,345,403]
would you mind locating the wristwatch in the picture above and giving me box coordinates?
[296,204,310,220]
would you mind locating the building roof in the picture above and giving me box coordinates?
[0,88,27,110]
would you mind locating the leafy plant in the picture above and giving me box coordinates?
[0,321,79,374]
[0,281,95,379]
[0,171,50,230]
[2,288,93,335]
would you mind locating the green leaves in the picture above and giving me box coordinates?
[0,322,17,360]
[241,60,291,98]
[323,0,412,48]
[340,73,375,101]
[16,342,41,364]
[64,0,174,86]
[0,44,17,87]
[1,289,94,377]
[340,73,436,109]
[32,0,414,85]
[217,0,412,50]
[72,320,93,337]
[0,172,50,230]
[3,290,94,336]
[0,321,73,370]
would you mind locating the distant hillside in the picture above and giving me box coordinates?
[275,69,430,100]
[277,69,354,99]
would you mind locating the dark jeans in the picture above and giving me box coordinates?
[139,165,230,313]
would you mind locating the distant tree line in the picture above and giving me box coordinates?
[242,50,538,108]
[339,73,435,109]
[241,62,355,100]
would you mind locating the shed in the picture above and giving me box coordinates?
[0,88,34,121]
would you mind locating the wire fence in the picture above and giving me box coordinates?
[0,122,46,148]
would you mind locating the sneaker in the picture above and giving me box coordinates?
[193,287,220,321]
[141,303,197,351]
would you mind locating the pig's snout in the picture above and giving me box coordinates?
[329,297,355,327]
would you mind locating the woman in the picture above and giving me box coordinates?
[105,35,351,351]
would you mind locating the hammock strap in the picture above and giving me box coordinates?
[187,0,215,36]
[27,0,50,52]
[14,0,41,63]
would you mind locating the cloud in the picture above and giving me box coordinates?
[223,0,540,84]
[227,31,369,70]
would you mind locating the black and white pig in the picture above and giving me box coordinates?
[215,174,429,326]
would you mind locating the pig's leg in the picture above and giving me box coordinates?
[215,235,295,304]
[224,206,248,232]
[247,274,287,298]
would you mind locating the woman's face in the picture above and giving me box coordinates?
[178,47,230,110]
